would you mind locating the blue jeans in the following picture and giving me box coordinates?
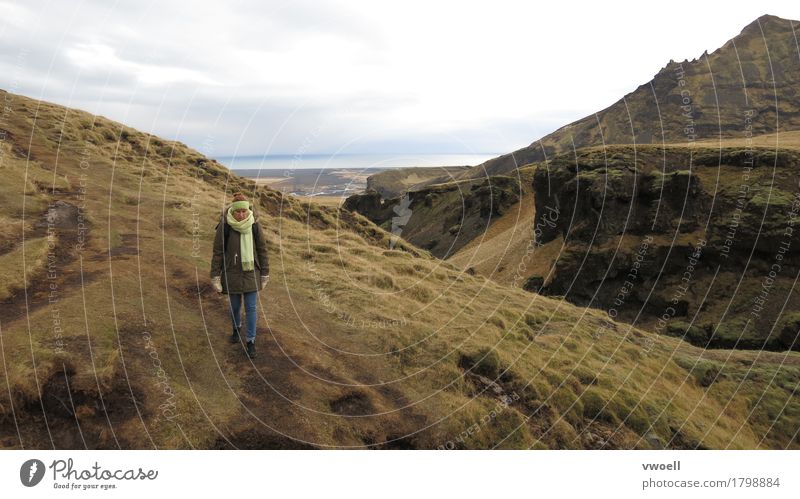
[228,291,258,342]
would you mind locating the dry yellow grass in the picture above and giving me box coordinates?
[0,237,50,301]
[294,194,347,208]
[0,89,798,450]
[579,130,800,153]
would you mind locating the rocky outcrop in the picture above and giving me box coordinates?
[531,145,800,351]
[343,176,523,258]
[365,166,470,198]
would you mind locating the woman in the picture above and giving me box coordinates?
[210,192,269,359]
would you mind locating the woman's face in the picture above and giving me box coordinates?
[233,208,248,221]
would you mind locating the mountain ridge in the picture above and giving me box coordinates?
[456,13,800,179]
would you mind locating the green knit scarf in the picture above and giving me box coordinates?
[226,202,255,271]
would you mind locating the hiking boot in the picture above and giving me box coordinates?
[246,340,256,359]
[230,325,241,343]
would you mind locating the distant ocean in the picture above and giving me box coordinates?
[214,153,500,171]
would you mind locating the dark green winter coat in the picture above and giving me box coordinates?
[210,210,269,294]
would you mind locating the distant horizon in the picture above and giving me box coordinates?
[213,152,503,159]
[214,151,502,171]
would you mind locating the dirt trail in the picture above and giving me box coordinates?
[207,284,433,449]
[0,191,99,327]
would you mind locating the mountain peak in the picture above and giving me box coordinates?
[466,13,800,179]
[737,13,794,38]
[656,14,796,73]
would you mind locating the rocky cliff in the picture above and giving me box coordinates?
[344,175,525,258]
[532,144,800,350]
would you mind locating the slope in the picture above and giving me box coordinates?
[0,89,798,449]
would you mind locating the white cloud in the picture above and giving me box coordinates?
[66,43,220,86]
[0,0,798,155]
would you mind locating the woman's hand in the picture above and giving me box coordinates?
[211,276,222,293]
[260,275,269,289]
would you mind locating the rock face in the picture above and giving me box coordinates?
[532,145,800,351]
[533,151,709,245]
[344,176,523,258]
[365,166,470,199]
[459,14,800,179]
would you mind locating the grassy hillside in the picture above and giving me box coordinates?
[1,89,799,449]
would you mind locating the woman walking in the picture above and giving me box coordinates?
[210,193,269,358]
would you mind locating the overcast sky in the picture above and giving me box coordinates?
[1,0,798,157]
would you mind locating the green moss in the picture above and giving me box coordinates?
[459,348,502,379]
[551,386,583,427]
[665,320,708,343]
[613,392,652,434]
[542,369,563,387]
[748,188,795,208]
[686,360,722,387]
[577,167,628,182]
[572,366,599,386]
[582,389,618,424]
[548,419,580,449]
[488,409,532,449]
[700,149,800,168]
[712,319,762,347]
